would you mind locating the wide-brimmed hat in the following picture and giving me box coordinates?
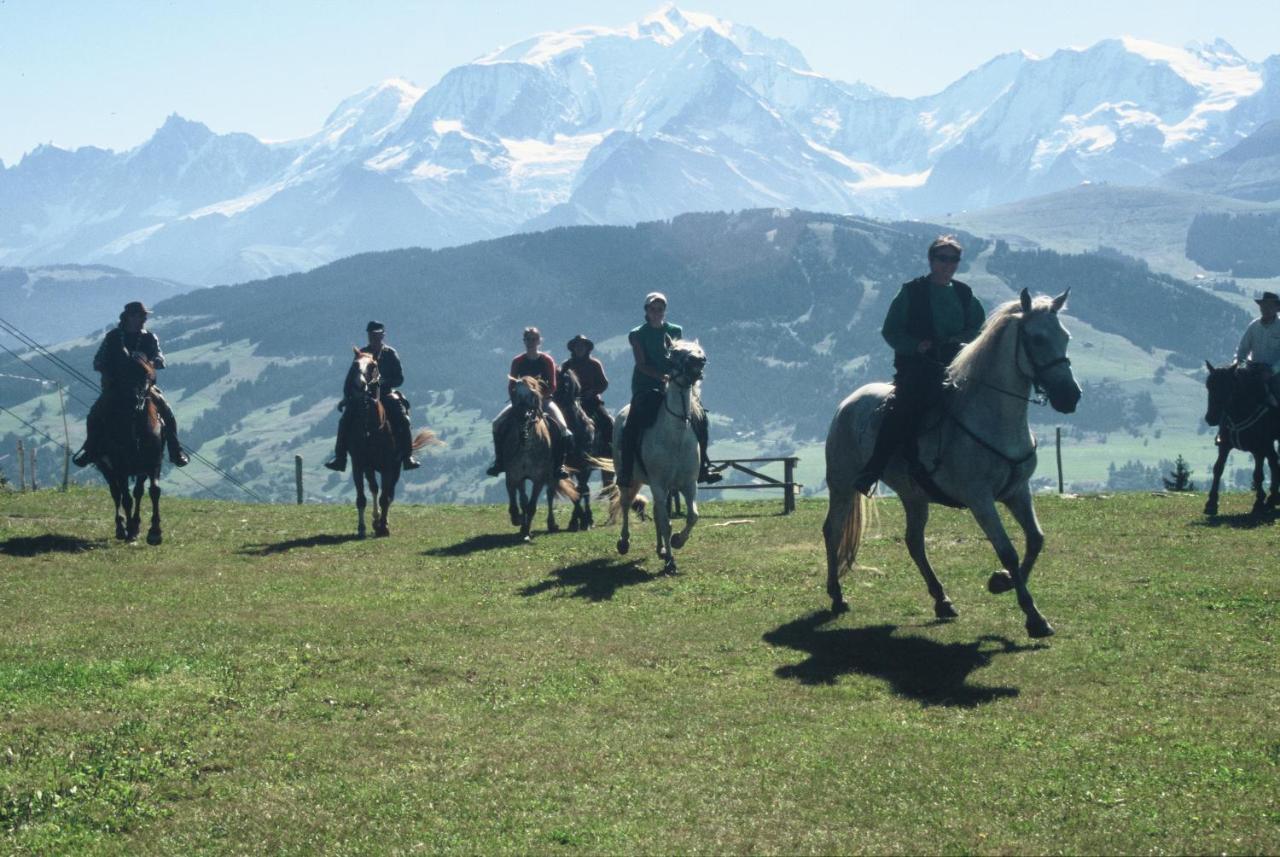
[121,301,151,317]
[366,320,386,333]
[567,334,595,352]
[1255,291,1280,306]
[644,291,668,308]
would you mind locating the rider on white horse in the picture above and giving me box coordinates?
[853,236,986,496]
[616,292,721,488]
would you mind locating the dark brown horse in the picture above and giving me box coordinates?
[339,349,438,537]
[1203,361,1280,516]
[90,355,165,544]
[551,365,612,531]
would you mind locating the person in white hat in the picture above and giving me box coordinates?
[1235,291,1280,407]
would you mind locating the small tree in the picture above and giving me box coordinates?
[1163,455,1196,492]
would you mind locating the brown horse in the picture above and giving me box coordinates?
[551,365,612,531]
[90,355,166,544]
[339,349,438,537]
[503,375,577,542]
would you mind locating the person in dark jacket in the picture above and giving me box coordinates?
[325,320,421,471]
[562,334,614,450]
[853,236,986,495]
[72,301,189,467]
[616,292,721,489]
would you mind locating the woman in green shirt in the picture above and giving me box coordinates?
[617,292,721,488]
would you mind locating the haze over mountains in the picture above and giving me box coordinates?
[4,5,1280,286]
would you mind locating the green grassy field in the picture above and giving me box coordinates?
[1,487,1276,854]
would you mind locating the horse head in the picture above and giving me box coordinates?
[1016,289,1080,414]
[345,349,380,400]
[512,375,544,413]
[556,365,581,406]
[668,340,707,386]
[1204,360,1266,427]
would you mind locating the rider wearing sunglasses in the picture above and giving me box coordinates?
[853,235,987,496]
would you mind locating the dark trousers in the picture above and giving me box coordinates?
[84,388,182,455]
[862,355,946,479]
[583,399,614,448]
[334,394,411,459]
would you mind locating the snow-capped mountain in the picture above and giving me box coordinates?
[2,5,1278,284]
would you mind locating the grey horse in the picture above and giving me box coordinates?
[823,290,1081,638]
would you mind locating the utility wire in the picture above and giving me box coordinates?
[0,317,263,501]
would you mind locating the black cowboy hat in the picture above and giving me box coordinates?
[1255,291,1280,305]
[366,320,386,333]
[567,334,594,352]
[121,301,151,316]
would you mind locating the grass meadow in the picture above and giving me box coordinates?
[1,487,1276,854]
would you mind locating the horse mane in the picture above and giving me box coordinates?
[947,296,1054,389]
[344,349,378,399]
[513,375,544,410]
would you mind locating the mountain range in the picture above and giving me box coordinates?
[3,5,1280,285]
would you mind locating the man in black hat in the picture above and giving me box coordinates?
[1235,291,1280,407]
[563,334,614,451]
[72,301,189,467]
[325,321,421,471]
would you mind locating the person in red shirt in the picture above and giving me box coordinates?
[562,334,614,451]
[486,327,573,479]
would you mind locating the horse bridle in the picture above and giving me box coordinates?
[663,353,704,423]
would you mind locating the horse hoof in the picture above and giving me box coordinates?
[1027,617,1055,638]
[935,600,959,619]
[147,531,162,546]
[115,529,127,541]
[671,532,686,549]
[1204,503,1218,516]
[988,571,1015,594]
[375,528,389,538]
[567,521,579,532]
[547,523,560,533]
[831,599,849,615]
[357,531,367,540]
[523,534,533,544]
[663,560,678,575]
[617,539,629,555]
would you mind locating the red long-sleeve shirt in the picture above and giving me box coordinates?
[508,352,557,397]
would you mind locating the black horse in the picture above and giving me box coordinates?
[551,365,612,531]
[1203,361,1280,516]
[89,355,166,544]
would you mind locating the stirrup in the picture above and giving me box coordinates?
[169,449,189,467]
[698,467,723,484]
[72,448,93,468]
[402,456,421,470]
[486,462,503,477]
[324,458,347,472]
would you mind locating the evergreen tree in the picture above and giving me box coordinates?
[1163,455,1196,492]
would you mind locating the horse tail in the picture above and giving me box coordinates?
[600,483,622,522]
[585,454,614,474]
[556,477,579,502]
[836,493,870,579]
[411,429,443,451]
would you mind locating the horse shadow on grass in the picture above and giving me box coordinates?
[519,558,658,602]
[1,534,99,557]
[1192,510,1276,530]
[424,532,532,557]
[763,611,1044,708]
[239,533,365,556]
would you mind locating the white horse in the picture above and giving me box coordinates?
[823,289,1081,638]
[607,340,706,574]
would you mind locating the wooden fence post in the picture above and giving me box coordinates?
[784,457,797,513]
[295,454,304,504]
[30,446,37,491]
[17,440,24,493]
[1056,427,1064,494]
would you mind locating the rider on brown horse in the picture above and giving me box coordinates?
[326,320,421,472]
[616,292,721,489]
[852,236,987,496]
[73,301,189,468]
[486,326,574,480]
[562,334,613,452]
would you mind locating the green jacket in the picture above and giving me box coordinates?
[630,321,682,395]
[881,277,985,361]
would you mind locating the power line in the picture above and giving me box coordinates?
[0,316,264,501]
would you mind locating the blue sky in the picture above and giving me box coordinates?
[1,0,1278,165]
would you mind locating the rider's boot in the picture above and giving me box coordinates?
[554,433,571,481]
[485,428,504,477]
[692,412,722,484]
[395,420,420,470]
[166,435,190,467]
[617,430,636,489]
[324,435,347,472]
[72,444,94,468]
[853,408,903,496]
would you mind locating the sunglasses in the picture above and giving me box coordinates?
[931,254,961,264]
